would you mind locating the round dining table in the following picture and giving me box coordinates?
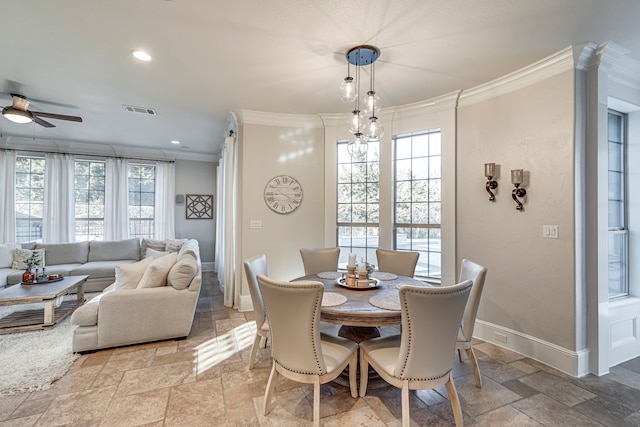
[292,271,432,343]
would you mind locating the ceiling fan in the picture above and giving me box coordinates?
[1,94,82,128]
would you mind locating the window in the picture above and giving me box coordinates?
[608,110,628,299]
[128,164,155,239]
[15,156,45,243]
[336,141,379,266]
[74,160,106,241]
[394,130,441,278]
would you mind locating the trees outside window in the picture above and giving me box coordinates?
[128,164,156,239]
[15,157,45,243]
[75,160,105,241]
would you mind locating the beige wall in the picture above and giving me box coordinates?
[456,70,577,350]
[239,118,325,287]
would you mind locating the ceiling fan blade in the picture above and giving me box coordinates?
[32,115,55,128]
[30,111,83,122]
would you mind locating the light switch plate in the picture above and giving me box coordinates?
[543,225,559,239]
[250,220,262,229]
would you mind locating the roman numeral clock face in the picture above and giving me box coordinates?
[264,175,303,214]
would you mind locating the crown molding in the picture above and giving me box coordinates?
[459,46,576,107]
[237,109,324,128]
[0,135,218,163]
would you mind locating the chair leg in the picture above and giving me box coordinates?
[445,375,464,427]
[313,376,320,427]
[348,350,358,398]
[457,348,463,362]
[261,335,268,348]
[263,362,278,416]
[249,333,261,370]
[359,348,369,397]
[401,381,410,427]
[465,347,482,388]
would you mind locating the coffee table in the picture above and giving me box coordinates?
[0,275,88,333]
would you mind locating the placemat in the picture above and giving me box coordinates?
[317,272,341,280]
[371,271,398,281]
[369,294,401,311]
[322,292,347,307]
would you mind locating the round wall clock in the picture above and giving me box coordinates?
[264,175,303,214]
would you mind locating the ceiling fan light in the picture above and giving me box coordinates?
[2,107,33,124]
[340,76,357,102]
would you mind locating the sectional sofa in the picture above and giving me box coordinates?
[0,238,202,352]
[0,238,145,293]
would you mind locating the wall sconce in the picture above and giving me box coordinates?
[484,163,498,201]
[511,169,527,210]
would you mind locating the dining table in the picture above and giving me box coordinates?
[292,271,432,343]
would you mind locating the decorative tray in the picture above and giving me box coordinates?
[22,276,64,285]
[335,277,380,290]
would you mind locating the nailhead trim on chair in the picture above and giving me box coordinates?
[399,286,471,380]
[268,282,326,375]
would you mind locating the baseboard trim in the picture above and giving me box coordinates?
[201,262,214,272]
[237,294,253,312]
[475,320,590,377]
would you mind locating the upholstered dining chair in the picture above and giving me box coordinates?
[359,280,473,427]
[456,258,488,388]
[242,254,269,370]
[257,274,358,427]
[375,249,420,277]
[299,247,340,275]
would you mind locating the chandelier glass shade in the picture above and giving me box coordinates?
[340,45,384,149]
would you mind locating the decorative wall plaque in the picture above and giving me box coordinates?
[186,194,213,219]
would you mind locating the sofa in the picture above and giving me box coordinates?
[70,239,201,352]
[0,238,146,293]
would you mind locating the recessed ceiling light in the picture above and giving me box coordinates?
[131,50,152,61]
[170,140,180,145]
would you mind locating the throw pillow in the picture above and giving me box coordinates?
[11,248,46,270]
[0,244,20,268]
[141,238,166,256]
[113,257,154,290]
[165,238,188,252]
[168,253,198,290]
[145,247,170,259]
[137,252,178,289]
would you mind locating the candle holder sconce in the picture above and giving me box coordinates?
[511,169,527,210]
[484,163,498,201]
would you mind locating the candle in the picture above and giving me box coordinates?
[511,169,523,185]
[484,163,495,178]
[348,253,356,267]
[357,261,367,274]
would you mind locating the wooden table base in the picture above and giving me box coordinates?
[335,325,387,390]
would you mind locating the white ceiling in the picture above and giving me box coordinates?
[1,0,640,160]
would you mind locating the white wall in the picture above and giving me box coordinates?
[175,159,216,263]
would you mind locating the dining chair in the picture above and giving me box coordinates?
[456,258,488,388]
[257,274,358,427]
[375,248,420,277]
[359,280,473,427]
[242,254,269,370]
[299,247,340,275]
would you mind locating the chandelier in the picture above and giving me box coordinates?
[339,45,384,155]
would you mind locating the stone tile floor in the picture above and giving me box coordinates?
[1,271,640,426]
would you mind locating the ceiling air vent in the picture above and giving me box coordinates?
[123,105,157,115]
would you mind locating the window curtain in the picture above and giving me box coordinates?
[154,161,175,240]
[216,135,238,307]
[104,158,129,241]
[43,153,75,243]
[0,150,16,242]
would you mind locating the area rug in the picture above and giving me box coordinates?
[0,307,79,395]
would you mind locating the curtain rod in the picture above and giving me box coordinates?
[0,147,175,164]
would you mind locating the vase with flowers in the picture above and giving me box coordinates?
[22,252,41,283]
